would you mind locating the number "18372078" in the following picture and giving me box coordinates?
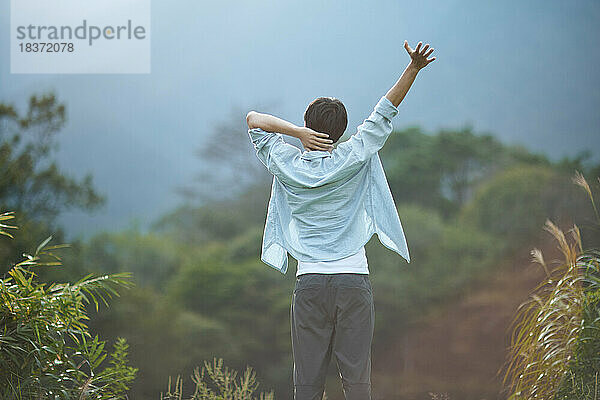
[19,42,74,53]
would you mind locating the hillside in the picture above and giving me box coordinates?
[371,233,563,400]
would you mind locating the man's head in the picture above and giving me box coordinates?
[303,97,347,144]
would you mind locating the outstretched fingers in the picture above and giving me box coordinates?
[404,40,436,68]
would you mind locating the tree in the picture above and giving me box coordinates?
[460,165,595,250]
[0,93,104,264]
[380,125,552,218]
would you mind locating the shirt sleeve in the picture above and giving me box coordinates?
[338,96,399,162]
[248,128,301,178]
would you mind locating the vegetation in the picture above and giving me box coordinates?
[161,358,274,400]
[0,94,104,266]
[503,172,600,400]
[0,211,137,399]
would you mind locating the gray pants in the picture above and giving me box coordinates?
[291,273,374,400]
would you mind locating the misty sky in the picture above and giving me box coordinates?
[1,0,599,239]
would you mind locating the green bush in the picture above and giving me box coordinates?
[0,211,137,399]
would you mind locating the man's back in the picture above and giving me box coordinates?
[279,151,372,260]
[248,95,410,273]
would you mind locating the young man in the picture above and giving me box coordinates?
[246,41,435,400]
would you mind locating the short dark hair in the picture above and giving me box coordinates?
[303,97,347,144]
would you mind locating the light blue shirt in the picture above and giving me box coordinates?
[248,96,410,274]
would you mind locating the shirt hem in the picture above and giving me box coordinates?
[263,228,409,275]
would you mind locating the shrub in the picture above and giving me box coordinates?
[161,357,274,400]
[0,211,137,399]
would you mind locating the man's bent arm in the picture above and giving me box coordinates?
[246,111,333,151]
[385,40,436,107]
[246,111,299,134]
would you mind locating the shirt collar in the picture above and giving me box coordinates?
[300,150,332,161]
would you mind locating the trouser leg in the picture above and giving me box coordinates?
[332,274,374,400]
[291,274,334,400]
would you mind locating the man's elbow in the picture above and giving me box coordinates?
[246,111,259,129]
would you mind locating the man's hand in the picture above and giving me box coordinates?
[297,127,333,152]
[384,40,436,107]
[403,40,436,70]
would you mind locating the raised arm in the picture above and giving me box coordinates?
[338,40,436,162]
[385,41,436,107]
[246,112,333,151]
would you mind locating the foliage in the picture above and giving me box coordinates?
[380,125,552,218]
[0,211,137,399]
[554,250,600,399]
[152,185,271,247]
[101,337,138,398]
[0,93,104,266]
[60,228,184,289]
[88,286,241,399]
[72,225,288,398]
[460,164,594,250]
[162,229,294,390]
[161,357,274,400]
[367,204,503,336]
[503,172,600,400]
[555,174,600,399]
